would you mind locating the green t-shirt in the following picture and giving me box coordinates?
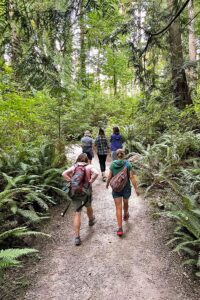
[110,160,133,186]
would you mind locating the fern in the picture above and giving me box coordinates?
[17,208,47,222]
[25,193,49,211]
[0,248,38,268]
[0,0,7,33]
[173,240,200,253]
[161,210,200,239]
[0,227,50,241]
[0,188,32,204]
[182,259,197,266]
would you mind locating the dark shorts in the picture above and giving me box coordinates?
[83,151,93,160]
[112,184,131,199]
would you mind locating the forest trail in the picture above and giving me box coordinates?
[24,146,199,300]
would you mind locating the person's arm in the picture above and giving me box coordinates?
[93,143,97,154]
[89,166,99,183]
[92,138,96,153]
[106,170,113,189]
[106,138,110,150]
[62,166,74,182]
[130,171,139,196]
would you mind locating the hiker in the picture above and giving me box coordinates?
[106,149,139,236]
[81,130,94,164]
[94,128,110,182]
[62,153,99,246]
[110,126,124,160]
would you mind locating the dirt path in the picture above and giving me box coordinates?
[24,146,199,300]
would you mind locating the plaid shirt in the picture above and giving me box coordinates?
[95,136,109,155]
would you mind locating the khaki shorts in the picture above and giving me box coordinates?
[71,187,92,212]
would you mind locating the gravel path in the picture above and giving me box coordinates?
[24,146,199,300]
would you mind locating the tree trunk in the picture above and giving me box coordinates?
[8,0,20,65]
[113,65,117,95]
[60,9,73,88]
[188,0,197,86]
[168,0,192,109]
[79,1,87,87]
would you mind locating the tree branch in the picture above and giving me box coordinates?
[139,0,190,57]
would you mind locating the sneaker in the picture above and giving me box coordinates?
[89,216,96,226]
[123,212,130,221]
[117,228,123,236]
[102,176,107,182]
[74,236,81,246]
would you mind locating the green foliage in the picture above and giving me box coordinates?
[0,226,50,269]
[0,141,67,275]
[128,129,200,276]
[0,226,50,240]
[0,248,38,268]
[0,66,68,149]
[160,195,200,274]
[0,143,66,224]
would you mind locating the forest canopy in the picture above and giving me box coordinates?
[0,0,200,146]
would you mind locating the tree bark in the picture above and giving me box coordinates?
[168,0,192,109]
[79,1,87,87]
[8,0,20,64]
[188,0,197,86]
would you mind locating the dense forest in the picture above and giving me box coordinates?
[0,0,200,290]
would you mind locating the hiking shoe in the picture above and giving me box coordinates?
[123,212,130,221]
[89,216,96,226]
[117,228,123,237]
[74,236,81,246]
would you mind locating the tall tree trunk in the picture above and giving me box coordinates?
[113,66,117,95]
[168,0,192,109]
[188,0,197,86]
[61,9,73,88]
[79,1,87,87]
[8,0,20,65]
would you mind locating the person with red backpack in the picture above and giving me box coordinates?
[62,153,99,246]
[106,149,139,236]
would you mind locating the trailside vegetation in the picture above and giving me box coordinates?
[0,0,200,282]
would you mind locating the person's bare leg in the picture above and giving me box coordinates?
[74,212,81,237]
[123,198,129,215]
[87,206,96,226]
[87,206,93,219]
[114,198,123,228]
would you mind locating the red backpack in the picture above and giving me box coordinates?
[70,164,89,196]
[110,161,129,192]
